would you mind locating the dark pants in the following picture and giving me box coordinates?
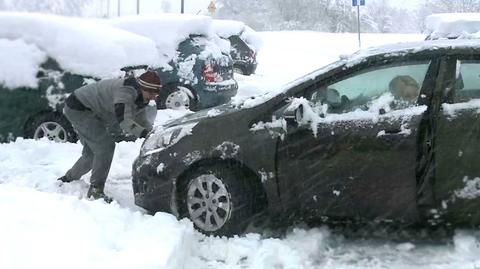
[63,106,115,189]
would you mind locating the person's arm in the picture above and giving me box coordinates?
[113,87,150,138]
[134,104,157,131]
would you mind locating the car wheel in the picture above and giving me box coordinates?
[25,113,77,143]
[179,165,256,236]
[157,84,198,111]
[233,66,245,75]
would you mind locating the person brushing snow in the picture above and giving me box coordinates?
[57,70,162,202]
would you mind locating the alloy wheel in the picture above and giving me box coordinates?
[186,174,232,232]
[165,87,191,110]
[33,121,67,142]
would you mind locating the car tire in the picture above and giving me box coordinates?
[233,66,245,75]
[156,84,198,111]
[24,113,77,143]
[178,165,257,236]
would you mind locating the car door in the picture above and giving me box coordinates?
[276,58,437,223]
[434,55,480,225]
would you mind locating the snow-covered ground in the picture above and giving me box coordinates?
[2,31,480,269]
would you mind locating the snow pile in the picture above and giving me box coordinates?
[0,184,195,269]
[425,13,480,40]
[212,19,262,51]
[0,39,46,88]
[0,12,160,87]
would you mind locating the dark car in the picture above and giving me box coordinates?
[213,19,260,76]
[108,15,238,111]
[132,39,480,236]
[154,35,237,111]
[0,57,87,142]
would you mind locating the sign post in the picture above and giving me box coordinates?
[352,0,365,48]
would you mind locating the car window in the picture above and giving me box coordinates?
[452,60,480,103]
[310,61,430,114]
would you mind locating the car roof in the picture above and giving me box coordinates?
[0,12,160,79]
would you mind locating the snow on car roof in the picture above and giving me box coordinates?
[0,12,160,84]
[425,13,480,39]
[212,19,262,51]
[105,14,214,62]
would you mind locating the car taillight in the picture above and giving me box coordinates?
[203,64,216,82]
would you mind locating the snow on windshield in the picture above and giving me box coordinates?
[0,12,160,86]
[425,13,480,39]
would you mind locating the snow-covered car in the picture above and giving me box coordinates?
[212,19,261,76]
[132,38,480,236]
[106,14,238,111]
[0,12,159,142]
[425,13,480,40]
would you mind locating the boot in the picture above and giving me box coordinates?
[87,185,113,203]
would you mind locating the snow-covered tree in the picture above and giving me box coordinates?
[1,0,92,16]
[425,0,480,13]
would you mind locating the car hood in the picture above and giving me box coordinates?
[163,103,237,128]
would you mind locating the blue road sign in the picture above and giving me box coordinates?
[352,0,365,6]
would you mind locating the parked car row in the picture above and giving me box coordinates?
[0,12,260,143]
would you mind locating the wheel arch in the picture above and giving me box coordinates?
[174,157,268,215]
[23,110,76,142]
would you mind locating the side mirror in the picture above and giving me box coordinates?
[284,104,304,126]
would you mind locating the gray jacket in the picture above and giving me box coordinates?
[74,78,155,138]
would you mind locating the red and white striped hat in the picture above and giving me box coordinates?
[137,71,162,92]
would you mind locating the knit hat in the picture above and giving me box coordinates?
[137,71,162,92]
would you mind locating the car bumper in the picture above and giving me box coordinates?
[132,162,178,216]
[199,79,238,108]
[234,61,257,75]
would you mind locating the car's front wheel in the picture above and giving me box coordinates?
[25,113,77,143]
[179,165,257,236]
